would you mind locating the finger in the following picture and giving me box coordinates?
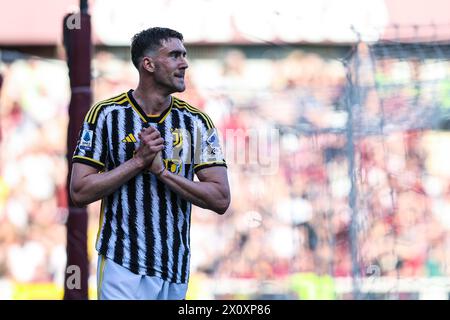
[146,126,156,133]
[147,138,164,149]
[140,126,153,136]
[150,145,164,153]
[142,136,162,147]
[148,131,161,140]
[141,128,159,140]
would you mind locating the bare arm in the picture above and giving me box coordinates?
[70,127,164,207]
[70,158,145,207]
[159,166,230,214]
[150,153,230,214]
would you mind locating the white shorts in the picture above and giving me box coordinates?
[97,255,188,300]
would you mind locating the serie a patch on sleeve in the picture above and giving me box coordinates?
[80,129,94,151]
[206,129,223,157]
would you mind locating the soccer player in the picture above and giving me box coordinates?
[70,27,230,300]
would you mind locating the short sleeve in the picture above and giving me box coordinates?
[72,109,108,171]
[193,119,227,174]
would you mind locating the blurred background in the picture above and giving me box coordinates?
[1,0,450,300]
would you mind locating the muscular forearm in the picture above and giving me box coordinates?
[70,157,145,207]
[157,169,230,214]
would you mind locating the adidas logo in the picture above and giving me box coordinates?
[122,133,137,143]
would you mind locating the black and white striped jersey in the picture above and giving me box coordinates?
[72,89,226,283]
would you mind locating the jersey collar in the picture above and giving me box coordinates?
[126,89,173,124]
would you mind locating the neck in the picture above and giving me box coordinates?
[133,81,172,115]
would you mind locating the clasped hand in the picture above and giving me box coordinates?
[135,126,165,174]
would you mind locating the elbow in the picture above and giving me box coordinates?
[70,192,84,208]
[213,194,231,215]
[70,187,88,208]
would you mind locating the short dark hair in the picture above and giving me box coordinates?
[131,27,184,69]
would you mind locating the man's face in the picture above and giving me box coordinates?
[151,38,188,93]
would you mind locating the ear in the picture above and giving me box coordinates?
[141,56,155,72]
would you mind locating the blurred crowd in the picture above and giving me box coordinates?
[1,45,450,299]
[0,58,69,288]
